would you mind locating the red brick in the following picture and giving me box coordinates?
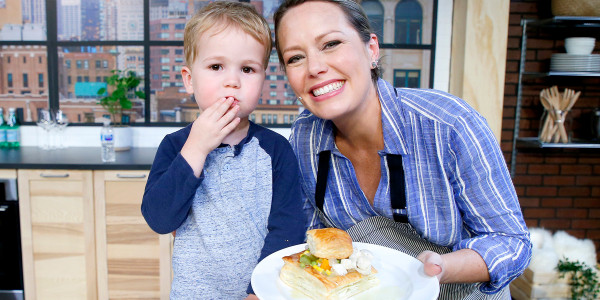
[526,186,557,197]
[558,187,590,197]
[514,175,542,185]
[593,187,600,197]
[523,208,555,218]
[579,157,600,164]
[518,197,540,207]
[541,198,573,208]
[543,176,575,186]
[545,156,577,164]
[589,209,600,218]
[561,164,592,175]
[574,198,600,208]
[539,219,571,229]
[556,209,588,218]
[572,219,600,229]
[525,219,539,228]
[586,230,600,240]
[576,176,600,186]
[528,164,559,175]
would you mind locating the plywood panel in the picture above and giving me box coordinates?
[18,169,96,300]
[94,170,170,300]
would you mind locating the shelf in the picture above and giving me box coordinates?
[516,137,600,149]
[524,16,600,28]
[523,71,600,78]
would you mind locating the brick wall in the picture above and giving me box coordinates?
[504,0,600,258]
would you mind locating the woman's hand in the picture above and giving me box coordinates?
[245,294,259,300]
[417,250,444,280]
[417,249,490,284]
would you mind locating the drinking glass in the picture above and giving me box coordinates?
[55,110,69,149]
[36,110,54,150]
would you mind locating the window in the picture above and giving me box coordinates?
[23,74,29,88]
[395,0,423,44]
[39,74,44,88]
[393,69,421,88]
[0,0,439,126]
[362,0,384,39]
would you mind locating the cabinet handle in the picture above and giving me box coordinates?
[40,173,69,178]
[116,174,147,179]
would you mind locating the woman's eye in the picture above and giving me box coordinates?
[242,66,255,73]
[286,55,302,65]
[323,40,341,50]
[210,64,222,71]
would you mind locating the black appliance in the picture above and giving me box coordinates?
[0,177,23,300]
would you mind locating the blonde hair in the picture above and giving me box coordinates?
[184,1,272,69]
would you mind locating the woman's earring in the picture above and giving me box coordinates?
[371,61,378,69]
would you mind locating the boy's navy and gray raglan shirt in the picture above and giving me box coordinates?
[141,121,305,299]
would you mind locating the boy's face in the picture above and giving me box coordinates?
[182,26,266,119]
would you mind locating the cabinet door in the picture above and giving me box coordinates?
[94,170,172,300]
[18,169,97,300]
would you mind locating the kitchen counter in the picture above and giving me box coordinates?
[0,147,157,170]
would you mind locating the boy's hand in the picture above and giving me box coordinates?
[181,97,240,177]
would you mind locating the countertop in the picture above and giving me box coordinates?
[0,147,157,170]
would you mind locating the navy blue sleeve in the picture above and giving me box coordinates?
[247,129,306,295]
[141,127,203,234]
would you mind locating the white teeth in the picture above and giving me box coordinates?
[312,81,344,97]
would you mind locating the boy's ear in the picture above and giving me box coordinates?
[181,66,194,94]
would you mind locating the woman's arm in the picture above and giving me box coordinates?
[418,249,490,283]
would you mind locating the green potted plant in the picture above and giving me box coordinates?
[97,69,145,151]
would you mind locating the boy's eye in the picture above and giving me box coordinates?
[210,64,222,71]
[242,66,255,73]
[323,40,341,50]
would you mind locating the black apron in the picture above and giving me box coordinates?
[314,151,510,300]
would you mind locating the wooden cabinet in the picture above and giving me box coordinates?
[18,169,172,300]
[18,169,97,300]
[94,170,171,300]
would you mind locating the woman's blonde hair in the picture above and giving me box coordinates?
[184,1,272,69]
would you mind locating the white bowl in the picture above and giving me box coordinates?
[565,37,596,55]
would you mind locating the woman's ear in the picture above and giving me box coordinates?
[367,33,380,64]
[181,66,194,94]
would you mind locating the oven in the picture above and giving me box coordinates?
[0,177,23,300]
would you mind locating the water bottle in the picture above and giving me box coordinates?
[100,118,115,162]
[0,108,7,148]
[6,108,20,149]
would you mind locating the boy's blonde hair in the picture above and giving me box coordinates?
[184,1,272,69]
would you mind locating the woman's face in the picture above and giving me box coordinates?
[277,1,379,121]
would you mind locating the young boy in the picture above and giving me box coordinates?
[141,2,305,298]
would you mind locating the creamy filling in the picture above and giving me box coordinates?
[312,81,344,97]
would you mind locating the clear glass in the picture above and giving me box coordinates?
[382,49,432,88]
[0,0,47,41]
[0,45,49,121]
[57,0,143,41]
[58,46,145,124]
[36,109,54,150]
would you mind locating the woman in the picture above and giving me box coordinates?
[273,0,531,298]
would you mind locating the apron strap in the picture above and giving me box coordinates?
[386,154,408,223]
[315,150,331,212]
[315,151,408,223]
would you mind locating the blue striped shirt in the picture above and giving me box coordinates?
[289,78,531,294]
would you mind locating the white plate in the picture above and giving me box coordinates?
[251,242,439,300]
